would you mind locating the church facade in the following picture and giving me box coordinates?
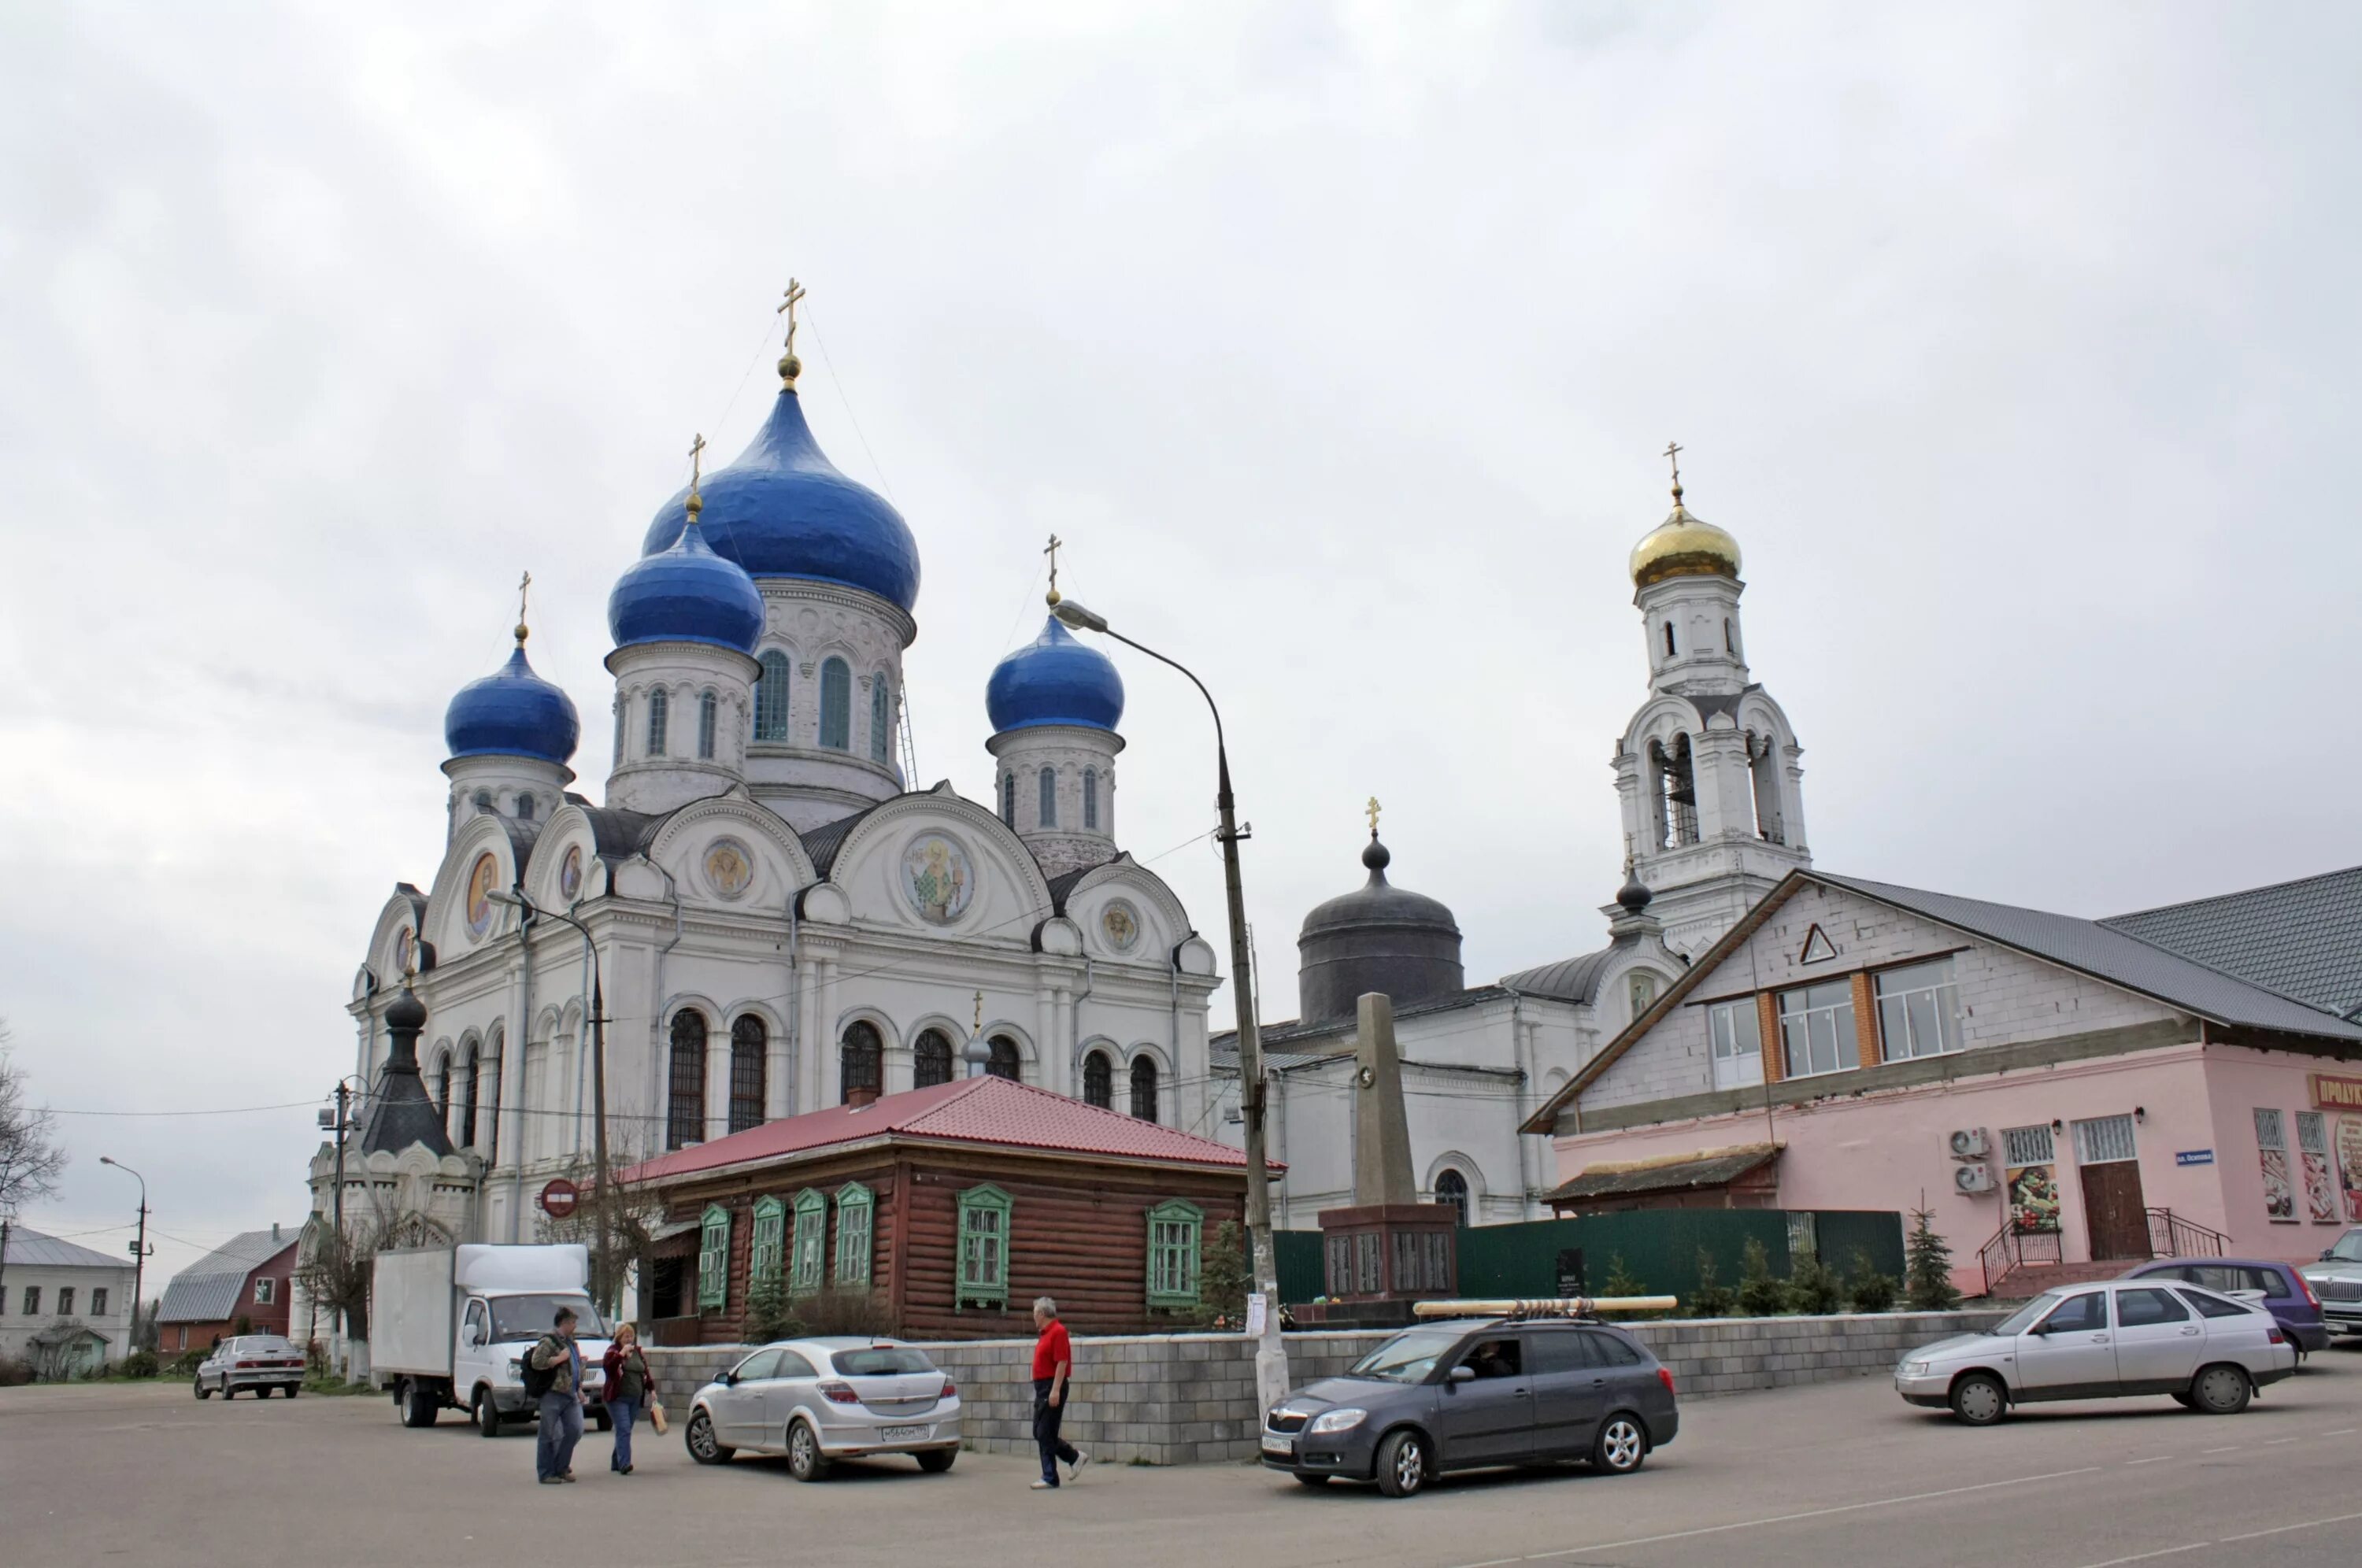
[305,320,1220,1293]
[1213,470,1812,1224]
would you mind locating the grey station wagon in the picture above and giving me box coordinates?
[1261,1316,1679,1498]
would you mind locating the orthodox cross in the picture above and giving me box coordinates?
[688,432,707,498]
[1664,440,1684,501]
[1043,533,1063,605]
[778,278,806,356]
[972,989,984,1030]
[514,571,532,644]
[1365,796,1382,837]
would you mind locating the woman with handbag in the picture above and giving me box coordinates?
[602,1323,658,1475]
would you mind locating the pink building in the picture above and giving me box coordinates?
[1523,870,2362,1295]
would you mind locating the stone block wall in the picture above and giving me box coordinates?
[644,1311,2002,1466]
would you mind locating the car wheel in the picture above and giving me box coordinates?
[684,1409,733,1465]
[1949,1372,2008,1427]
[476,1393,503,1437]
[1592,1414,1647,1475]
[1293,1473,1330,1488]
[916,1449,957,1474]
[786,1418,831,1482]
[2191,1364,2251,1415]
[194,1378,210,1400]
[285,1385,300,1400]
[1374,1429,1427,1499]
[404,1381,439,1428]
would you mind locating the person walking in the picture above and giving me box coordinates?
[529,1305,586,1485]
[1028,1296,1087,1490]
[601,1322,656,1476]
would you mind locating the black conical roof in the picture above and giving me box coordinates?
[1296,834,1464,1023]
[361,981,455,1158]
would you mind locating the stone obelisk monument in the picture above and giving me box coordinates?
[1309,991,1461,1326]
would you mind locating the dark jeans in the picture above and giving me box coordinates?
[608,1398,638,1470]
[536,1393,583,1480]
[1031,1377,1079,1485]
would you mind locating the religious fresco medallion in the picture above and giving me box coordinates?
[465,854,498,938]
[902,833,973,926]
[394,926,416,974]
[703,838,754,900]
[557,844,583,901]
[1100,898,1142,952]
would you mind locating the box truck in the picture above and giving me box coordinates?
[370,1243,614,1435]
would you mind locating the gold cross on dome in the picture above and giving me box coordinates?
[1366,796,1382,837]
[1043,533,1064,605]
[778,278,806,355]
[514,571,532,644]
[1664,440,1684,501]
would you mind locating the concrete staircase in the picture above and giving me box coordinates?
[1977,1259,2134,1302]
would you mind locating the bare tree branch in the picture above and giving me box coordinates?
[0,1021,68,1217]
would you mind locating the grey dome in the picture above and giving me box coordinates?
[1296,834,1464,1023]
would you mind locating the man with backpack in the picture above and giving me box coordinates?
[528,1305,585,1484]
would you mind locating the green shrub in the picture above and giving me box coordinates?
[1598,1253,1645,1296]
[119,1348,159,1379]
[742,1275,797,1344]
[1905,1207,1960,1311]
[1686,1248,1736,1318]
[1846,1249,1898,1313]
[168,1348,207,1377]
[1735,1237,1788,1316]
[1194,1220,1250,1326]
[1786,1253,1845,1315]
[0,1356,33,1388]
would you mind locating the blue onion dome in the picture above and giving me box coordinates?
[640,390,920,613]
[608,508,765,653]
[444,639,581,764]
[987,616,1125,733]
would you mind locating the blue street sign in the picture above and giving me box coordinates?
[2175,1149,2215,1167]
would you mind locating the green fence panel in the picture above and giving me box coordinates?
[1453,1211,1793,1304]
[1809,1210,1906,1285]
[1274,1230,1326,1304]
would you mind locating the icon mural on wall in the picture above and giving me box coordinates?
[465,854,498,938]
[558,844,583,901]
[394,926,416,974]
[2297,1111,2338,1224]
[703,838,753,900]
[2007,1163,2060,1234]
[902,833,972,926]
[1101,898,1141,952]
[2256,1108,2294,1221]
[2339,1115,2362,1222]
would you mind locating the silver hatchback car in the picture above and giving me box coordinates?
[1896,1280,2295,1425]
[685,1337,962,1481]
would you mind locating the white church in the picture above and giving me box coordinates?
[307,310,1221,1261]
[1211,462,1811,1226]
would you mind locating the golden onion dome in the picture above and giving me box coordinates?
[1629,494,1741,589]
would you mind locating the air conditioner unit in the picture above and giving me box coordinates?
[1955,1163,1997,1194]
[1947,1128,1990,1159]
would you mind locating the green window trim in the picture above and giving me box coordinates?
[835,1182,876,1288]
[696,1203,731,1311]
[955,1183,1013,1311]
[749,1195,786,1288]
[1145,1198,1204,1309]
[789,1189,828,1297]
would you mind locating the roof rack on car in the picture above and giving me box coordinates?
[1412,1296,1679,1323]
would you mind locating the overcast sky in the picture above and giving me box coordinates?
[6,2,2360,1289]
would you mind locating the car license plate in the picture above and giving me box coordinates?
[1261,1433,1294,1456]
[879,1424,928,1442]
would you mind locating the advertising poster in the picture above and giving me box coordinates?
[2297,1111,2338,1224]
[2006,1162,2060,1234]
[2259,1148,2294,1220]
[2340,1115,2362,1222]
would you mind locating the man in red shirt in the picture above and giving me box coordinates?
[1029,1296,1088,1489]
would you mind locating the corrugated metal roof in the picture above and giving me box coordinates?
[2101,864,2362,1020]
[1549,1143,1781,1202]
[624,1074,1265,1186]
[156,1227,299,1324]
[0,1226,132,1270]
[1501,945,1620,1004]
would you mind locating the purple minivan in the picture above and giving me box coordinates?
[2121,1258,2329,1355]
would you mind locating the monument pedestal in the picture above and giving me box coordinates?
[1294,1201,1459,1328]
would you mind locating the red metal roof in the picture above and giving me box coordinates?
[623,1074,1265,1185]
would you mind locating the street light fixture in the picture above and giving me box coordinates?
[487,888,613,1315]
[1046,597,1291,1411]
[98,1156,152,1352]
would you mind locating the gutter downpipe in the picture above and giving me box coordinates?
[571,897,594,1159]
[1168,945,1183,1123]
[494,881,532,1240]
[639,852,685,1141]
[785,883,809,1116]
[1069,954,1095,1099]
[1506,987,1536,1221]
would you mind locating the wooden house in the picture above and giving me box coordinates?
[624,1075,1261,1343]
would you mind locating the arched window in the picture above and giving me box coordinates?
[1748,730,1787,846]
[1435,1168,1470,1226]
[472,790,494,815]
[516,793,535,822]
[1038,766,1057,829]
[1663,620,1676,658]
[1082,1050,1113,1109]
[841,1020,883,1103]
[753,651,792,741]
[698,691,718,760]
[870,675,891,764]
[433,1050,453,1123]
[1129,1056,1159,1122]
[729,1015,767,1134]
[1000,773,1016,827]
[647,689,669,756]
[666,1009,706,1150]
[913,1029,953,1089]
[819,657,851,750]
[1083,769,1098,830]
[1723,618,1737,656]
[460,1043,481,1148]
[987,1035,1021,1082]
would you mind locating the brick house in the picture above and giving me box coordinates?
[625,1074,1264,1343]
[155,1225,300,1352]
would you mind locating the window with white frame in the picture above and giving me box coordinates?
[870,676,892,764]
[1709,999,1764,1090]
[2073,1114,2138,1164]
[1875,957,1964,1061]
[2002,1124,2055,1167]
[753,651,791,741]
[2297,1110,2328,1156]
[698,690,718,759]
[789,1189,827,1296]
[1627,971,1659,1019]
[646,687,668,756]
[254,1277,276,1305]
[2254,1108,2286,1152]
[1776,979,1857,1078]
[835,1183,875,1287]
[91,1288,108,1318]
[58,1286,76,1315]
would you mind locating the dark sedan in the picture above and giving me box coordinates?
[1261,1316,1679,1498]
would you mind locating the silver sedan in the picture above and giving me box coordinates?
[1896,1279,2296,1425]
[684,1337,962,1481]
[194,1336,306,1400]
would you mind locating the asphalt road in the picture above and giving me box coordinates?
[6,1346,2360,1567]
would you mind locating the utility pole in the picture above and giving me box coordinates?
[98,1158,150,1355]
[1,1218,11,1330]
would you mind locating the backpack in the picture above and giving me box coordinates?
[520,1338,559,1400]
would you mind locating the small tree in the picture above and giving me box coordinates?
[1786,1252,1845,1315]
[1905,1206,1960,1311]
[1598,1253,1645,1296]
[1686,1248,1736,1318]
[742,1274,797,1344]
[1195,1219,1250,1325]
[534,1133,670,1320]
[1846,1247,1898,1313]
[1735,1237,1787,1316]
[0,1020,68,1216]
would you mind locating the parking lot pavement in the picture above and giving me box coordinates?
[6,1345,2360,1568]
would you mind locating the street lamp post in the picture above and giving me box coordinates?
[97,1156,151,1353]
[317,1074,367,1372]
[1049,597,1291,1412]
[489,889,611,1316]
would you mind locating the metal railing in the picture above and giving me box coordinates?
[1979,1222,2064,1296]
[2145,1207,2229,1259]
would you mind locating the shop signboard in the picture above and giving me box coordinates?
[2311,1073,2362,1111]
